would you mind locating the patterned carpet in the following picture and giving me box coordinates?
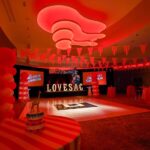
[80,112,150,150]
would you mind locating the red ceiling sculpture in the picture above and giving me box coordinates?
[37,5,106,49]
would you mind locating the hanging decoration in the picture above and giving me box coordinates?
[0,48,16,122]
[50,54,56,64]
[123,45,130,56]
[112,57,117,66]
[105,61,109,68]
[98,47,103,56]
[67,48,71,56]
[132,58,137,64]
[112,46,117,56]
[90,57,94,66]
[102,57,106,64]
[122,58,127,66]
[66,57,70,65]
[143,57,147,64]
[57,56,62,65]
[98,60,102,68]
[57,49,61,55]
[47,48,51,54]
[77,47,82,56]
[88,47,93,56]
[140,44,147,55]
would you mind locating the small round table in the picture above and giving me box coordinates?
[0,115,81,150]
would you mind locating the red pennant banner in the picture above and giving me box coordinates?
[123,45,130,56]
[90,57,94,64]
[98,47,103,56]
[112,57,117,66]
[62,55,66,60]
[122,58,127,66]
[66,57,70,64]
[49,54,56,64]
[98,61,102,67]
[57,49,61,55]
[102,57,106,64]
[77,48,82,56]
[86,61,89,67]
[20,49,26,58]
[140,44,147,55]
[75,57,78,65]
[80,56,85,61]
[143,57,147,63]
[88,47,93,56]
[57,56,61,64]
[47,48,51,54]
[40,53,46,60]
[67,48,71,56]
[106,61,109,68]
[112,46,117,56]
[132,58,137,64]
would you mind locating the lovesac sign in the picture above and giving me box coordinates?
[46,83,83,92]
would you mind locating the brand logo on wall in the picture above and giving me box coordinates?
[28,74,41,83]
[46,83,83,92]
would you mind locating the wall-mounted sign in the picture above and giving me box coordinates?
[46,83,83,92]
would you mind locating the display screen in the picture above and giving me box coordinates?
[83,71,106,85]
[20,70,44,87]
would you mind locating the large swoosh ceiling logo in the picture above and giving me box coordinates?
[37,5,106,50]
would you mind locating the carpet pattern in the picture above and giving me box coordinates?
[79,112,150,150]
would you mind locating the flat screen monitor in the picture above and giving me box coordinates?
[83,71,106,85]
[20,70,44,87]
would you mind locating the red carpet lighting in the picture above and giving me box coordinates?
[37,5,106,49]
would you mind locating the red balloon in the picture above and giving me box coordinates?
[4,67,16,75]
[0,48,16,67]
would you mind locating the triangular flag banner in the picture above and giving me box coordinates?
[132,58,137,64]
[88,47,93,56]
[80,56,85,61]
[90,57,94,64]
[123,45,130,56]
[122,58,127,66]
[57,56,61,64]
[140,44,147,55]
[47,48,51,54]
[112,57,117,66]
[102,57,106,64]
[66,57,70,64]
[98,61,102,67]
[143,57,147,63]
[49,54,56,64]
[67,48,71,56]
[106,61,109,68]
[20,49,26,58]
[62,55,66,61]
[57,49,61,55]
[112,46,117,56]
[71,55,76,61]
[33,48,39,60]
[40,53,46,60]
[77,47,82,56]
[98,47,103,56]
